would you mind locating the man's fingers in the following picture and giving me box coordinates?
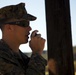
[35,34,41,38]
[31,30,38,38]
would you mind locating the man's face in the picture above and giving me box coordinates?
[12,21,32,44]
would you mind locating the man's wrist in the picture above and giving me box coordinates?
[32,50,43,55]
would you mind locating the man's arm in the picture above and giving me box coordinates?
[26,53,47,75]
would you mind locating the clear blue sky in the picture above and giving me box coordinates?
[0,0,75,52]
[70,0,76,46]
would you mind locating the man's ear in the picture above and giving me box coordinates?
[5,24,14,31]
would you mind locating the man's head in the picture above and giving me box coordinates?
[0,3,36,44]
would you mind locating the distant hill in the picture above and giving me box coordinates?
[73,46,76,60]
[73,46,76,53]
[24,50,48,60]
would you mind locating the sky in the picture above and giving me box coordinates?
[70,0,76,47]
[0,0,75,52]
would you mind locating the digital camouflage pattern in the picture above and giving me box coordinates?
[0,3,36,26]
[0,39,47,75]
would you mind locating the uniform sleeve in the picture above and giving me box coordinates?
[26,53,47,75]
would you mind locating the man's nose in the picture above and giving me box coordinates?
[28,26,32,31]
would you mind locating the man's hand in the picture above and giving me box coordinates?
[48,59,57,75]
[29,30,46,55]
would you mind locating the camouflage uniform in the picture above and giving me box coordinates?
[0,39,47,75]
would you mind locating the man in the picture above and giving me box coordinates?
[0,3,47,75]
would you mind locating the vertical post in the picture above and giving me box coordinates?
[45,0,74,75]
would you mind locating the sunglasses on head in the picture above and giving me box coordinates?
[5,21,29,27]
